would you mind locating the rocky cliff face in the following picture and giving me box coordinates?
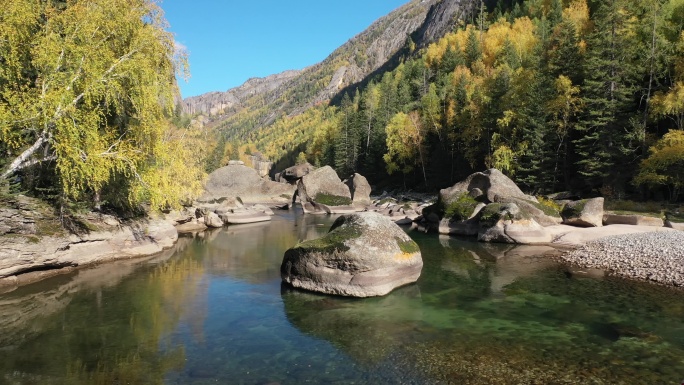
[182,0,475,126]
[183,69,302,117]
[180,0,477,178]
[414,0,477,48]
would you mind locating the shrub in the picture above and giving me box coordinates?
[443,193,480,221]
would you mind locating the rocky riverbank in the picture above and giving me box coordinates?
[0,216,177,291]
[0,195,179,291]
[559,231,684,287]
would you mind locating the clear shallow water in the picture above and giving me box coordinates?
[0,210,683,385]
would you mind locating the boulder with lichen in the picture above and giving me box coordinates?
[280,212,423,297]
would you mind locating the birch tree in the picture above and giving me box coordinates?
[0,0,201,210]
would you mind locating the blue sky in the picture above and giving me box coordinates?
[162,0,409,99]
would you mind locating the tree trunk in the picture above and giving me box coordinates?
[1,134,48,178]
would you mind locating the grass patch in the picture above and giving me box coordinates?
[535,197,562,216]
[315,193,352,206]
[603,199,678,220]
[479,203,505,227]
[443,193,480,221]
[605,199,664,213]
[35,218,66,237]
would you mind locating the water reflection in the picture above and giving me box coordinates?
[0,213,683,384]
[281,284,423,364]
[198,211,336,283]
[0,237,206,385]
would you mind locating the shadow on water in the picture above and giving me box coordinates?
[1,212,684,384]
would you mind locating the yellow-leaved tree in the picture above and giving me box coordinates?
[0,0,203,211]
[635,130,684,201]
[383,111,427,185]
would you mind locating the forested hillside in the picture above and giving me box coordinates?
[0,0,205,214]
[225,0,684,200]
[192,0,477,172]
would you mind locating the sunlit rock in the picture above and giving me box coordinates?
[281,212,422,297]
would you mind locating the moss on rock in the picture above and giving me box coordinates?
[396,237,420,254]
[480,203,506,227]
[531,199,561,217]
[480,203,530,227]
[315,193,353,206]
[561,199,588,219]
[294,216,362,253]
[444,193,480,221]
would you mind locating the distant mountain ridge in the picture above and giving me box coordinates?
[183,0,475,140]
[183,70,302,116]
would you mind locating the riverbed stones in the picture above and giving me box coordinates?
[280,212,423,297]
[561,198,604,227]
[561,230,684,287]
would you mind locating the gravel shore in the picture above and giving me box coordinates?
[560,231,684,287]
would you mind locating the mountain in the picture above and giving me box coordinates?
[182,70,302,117]
[182,0,476,138]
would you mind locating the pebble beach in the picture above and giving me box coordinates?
[560,231,684,287]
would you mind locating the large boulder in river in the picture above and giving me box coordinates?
[280,212,423,297]
[440,169,536,205]
[438,202,486,236]
[561,198,604,227]
[201,164,295,203]
[344,173,372,207]
[436,169,561,227]
[204,211,224,228]
[478,203,552,244]
[280,162,315,183]
[297,166,352,208]
[493,196,562,226]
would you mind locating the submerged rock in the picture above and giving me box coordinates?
[280,212,423,297]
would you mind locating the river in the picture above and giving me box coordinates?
[0,210,682,384]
